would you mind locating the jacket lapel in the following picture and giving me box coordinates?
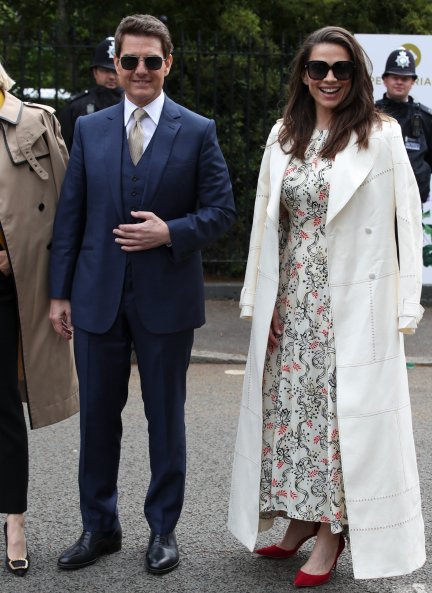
[142,96,181,211]
[103,102,125,221]
[326,132,377,226]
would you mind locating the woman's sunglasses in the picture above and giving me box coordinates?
[120,55,167,71]
[304,60,355,81]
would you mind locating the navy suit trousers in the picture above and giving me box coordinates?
[74,266,194,534]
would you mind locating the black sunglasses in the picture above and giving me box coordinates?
[120,55,167,71]
[304,60,355,81]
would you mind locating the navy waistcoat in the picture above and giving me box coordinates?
[121,127,155,223]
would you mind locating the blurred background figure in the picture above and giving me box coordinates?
[59,36,123,150]
[0,61,78,578]
[376,48,432,204]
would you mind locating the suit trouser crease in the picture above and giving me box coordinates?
[0,286,28,513]
[75,266,193,533]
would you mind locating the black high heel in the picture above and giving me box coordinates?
[4,522,29,576]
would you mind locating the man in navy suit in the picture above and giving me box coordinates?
[49,14,235,573]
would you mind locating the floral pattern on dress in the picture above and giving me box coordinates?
[260,130,348,534]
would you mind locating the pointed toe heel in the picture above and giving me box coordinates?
[293,534,345,588]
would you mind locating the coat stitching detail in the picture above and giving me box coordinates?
[346,483,420,503]
[359,167,393,187]
[339,401,410,419]
[337,352,401,368]
[350,510,422,531]
[369,280,376,362]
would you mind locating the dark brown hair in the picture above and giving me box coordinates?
[115,14,173,58]
[278,26,381,159]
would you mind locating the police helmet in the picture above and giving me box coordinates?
[91,37,116,71]
[382,48,417,79]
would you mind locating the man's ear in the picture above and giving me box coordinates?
[164,53,173,77]
[113,54,121,76]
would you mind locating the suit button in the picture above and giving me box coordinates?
[132,176,138,182]
[131,191,137,196]
[365,227,372,234]
[38,203,45,211]
[369,273,376,280]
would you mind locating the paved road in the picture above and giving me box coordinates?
[2,362,430,592]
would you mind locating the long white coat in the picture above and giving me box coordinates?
[228,118,425,580]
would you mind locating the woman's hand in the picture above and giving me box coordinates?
[268,306,283,348]
[0,251,11,276]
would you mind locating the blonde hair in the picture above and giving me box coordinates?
[0,61,15,91]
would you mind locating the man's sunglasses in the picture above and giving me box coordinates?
[304,60,355,81]
[119,55,167,71]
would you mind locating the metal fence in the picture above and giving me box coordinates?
[1,34,296,277]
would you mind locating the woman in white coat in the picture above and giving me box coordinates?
[228,26,425,587]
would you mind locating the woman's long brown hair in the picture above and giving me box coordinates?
[278,26,381,159]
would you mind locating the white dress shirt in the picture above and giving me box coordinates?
[124,92,165,153]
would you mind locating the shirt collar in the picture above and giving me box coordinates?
[124,92,165,126]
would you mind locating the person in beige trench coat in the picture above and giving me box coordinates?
[228,27,425,584]
[0,62,78,576]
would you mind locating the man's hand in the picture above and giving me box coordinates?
[113,211,171,252]
[0,251,11,276]
[49,299,73,340]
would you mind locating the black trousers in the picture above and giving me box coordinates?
[0,274,28,513]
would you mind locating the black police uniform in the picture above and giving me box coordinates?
[376,48,432,203]
[58,36,122,151]
[59,86,123,151]
[376,95,432,203]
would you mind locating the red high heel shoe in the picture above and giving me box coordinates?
[255,523,320,559]
[293,534,345,587]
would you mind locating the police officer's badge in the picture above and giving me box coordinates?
[395,50,410,69]
[107,40,115,59]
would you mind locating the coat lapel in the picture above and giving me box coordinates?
[267,140,291,221]
[103,102,125,221]
[0,91,23,125]
[326,132,376,226]
[142,96,181,211]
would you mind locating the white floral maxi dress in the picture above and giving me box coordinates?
[260,130,348,534]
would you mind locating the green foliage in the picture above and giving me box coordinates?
[423,244,432,267]
[423,211,432,267]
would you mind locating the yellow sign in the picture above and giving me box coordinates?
[403,43,421,67]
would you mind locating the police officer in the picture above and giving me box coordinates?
[376,48,432,203]
[59,37,123,150]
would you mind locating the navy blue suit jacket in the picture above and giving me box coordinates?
[49,96,235,334]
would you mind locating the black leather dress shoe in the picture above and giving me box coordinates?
[57,527,122,569]
[145,530,179,574]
